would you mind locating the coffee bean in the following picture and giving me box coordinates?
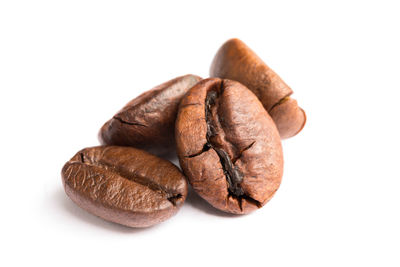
[175,78,283,214]
[61,146,188,227]
[210,38,306,139]
[99,74,201,156]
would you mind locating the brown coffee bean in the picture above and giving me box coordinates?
[61,146,188,228]
[99,74,201,156]
[175,78,283,214]
[210,38,306,139]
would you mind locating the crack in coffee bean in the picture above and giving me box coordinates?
[112,116,147,127]
[204,86,261,207]
[186,143,211,158]
[80,152,85,163]
[232,141,255,164]
[77,151,181,206]
[167,194,183,206]
[214,148,244,196]
[268,94,292,112]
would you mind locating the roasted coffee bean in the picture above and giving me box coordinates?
[210,38,306,139]
[61,146,188,228]
[99,74,201,156]
[175,78,283,214]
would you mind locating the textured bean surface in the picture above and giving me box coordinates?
[176,78,283,214]
[61,146,188,227]
[210,38,306,139]
[99,74,201,156]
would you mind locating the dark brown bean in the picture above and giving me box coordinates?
[61,146,188,228]
[175,78,283,214]
[99,74,201,156]
[210,38,306,139]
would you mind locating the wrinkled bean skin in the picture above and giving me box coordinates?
[99,74,201,156]
[175,78,283,214]
[210,38,306,139]
[61,146,188,228]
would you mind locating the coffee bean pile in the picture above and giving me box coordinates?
[61,38,306,228]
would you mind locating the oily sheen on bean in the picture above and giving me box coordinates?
[61,146,188,228]
[99,74,201,156]
[175,78,283,214]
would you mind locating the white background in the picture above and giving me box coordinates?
[1,1,399,266]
